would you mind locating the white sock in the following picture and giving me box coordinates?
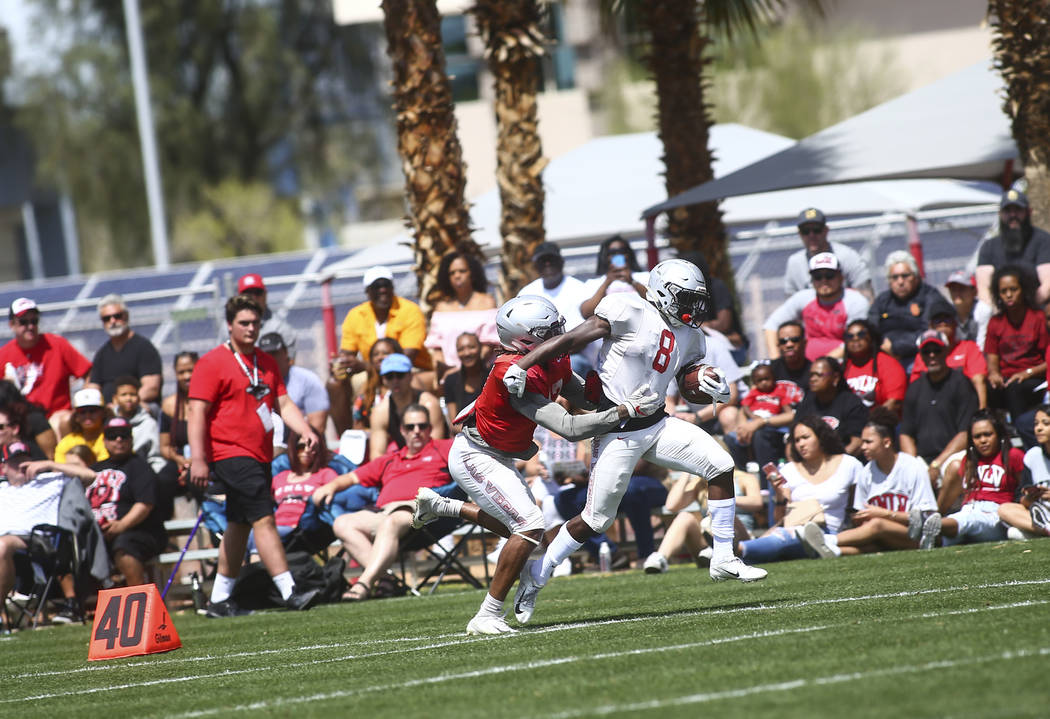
[210,573,237,604]
[824,534,842,557]
[477,593,504,618]
[536,525,583,586]
[273,570,295,600]
[708,498,736,562]
[439,496,464,517]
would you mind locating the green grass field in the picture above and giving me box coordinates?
[2,541,1049,718]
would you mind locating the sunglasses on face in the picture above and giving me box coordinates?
[296,442,312,451]
[403,422,430,432]
[383,371,408,381]
[104,431,132,441]
[75,406,102,414]
[799,226,825,236]
[844,331,868,340]
[100,312,126,323]
[920,345,944,356]
[0,422,11,430]
[811,270,837,281]
[778,335,803,345]
[15,317,38,326]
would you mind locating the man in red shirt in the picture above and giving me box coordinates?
[910,308,988,408]
[0,298,91,431]
[312,405,455,600]
[188,295,322,617]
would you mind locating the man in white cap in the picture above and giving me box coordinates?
[763,252,870,360]
[0,298,92,432]
[944,270,991,348]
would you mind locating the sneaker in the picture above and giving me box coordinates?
[466,614,518,635]
[695,547,713,568]
[907,507,924,541]
[1031,502,1050,535]
[412,486,440,528]
[919,512,942,550]
[710,556,768,583]
[205,599,253,618]
[1006,526,1036,541]
[51,600,83,625]
[798,522,835,559]
[284,587,321,611]
[643,552,669,574]
[513,559,543,624]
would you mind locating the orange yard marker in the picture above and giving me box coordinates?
[88,584,181,661]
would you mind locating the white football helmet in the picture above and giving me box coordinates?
[496,296,566,352]
[646,258,709,328]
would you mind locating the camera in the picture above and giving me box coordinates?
[246,383,271,401]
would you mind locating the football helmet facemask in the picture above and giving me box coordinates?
[646,258,709,328]
[496,296,567,352]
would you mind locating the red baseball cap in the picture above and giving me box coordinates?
[2,441,31,462]
[238,273,266,293]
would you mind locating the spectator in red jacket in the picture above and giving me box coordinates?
[842,320,907,416]
[0,298,91,434]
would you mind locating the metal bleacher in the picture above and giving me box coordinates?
[0,202,999,392]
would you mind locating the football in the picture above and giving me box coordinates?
[679,363,718,405]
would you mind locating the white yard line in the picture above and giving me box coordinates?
[3,596,1046,712]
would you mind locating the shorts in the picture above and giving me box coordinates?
[943,500,1006,546]
[448,434,544,535]
[211,456,275,524]
[110,528,166,562]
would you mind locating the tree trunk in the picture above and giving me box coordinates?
[991,0,1050,227]
[381,0,481,311]
[471,0,548,300]
[639,0,730,286]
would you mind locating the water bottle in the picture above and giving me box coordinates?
[598,541,612,574]
[190,571,205,612]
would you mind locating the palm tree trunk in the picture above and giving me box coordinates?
[381,0,481,311]
[991,0,1050,226]
[639,0,730,285]
[471,0,548,300]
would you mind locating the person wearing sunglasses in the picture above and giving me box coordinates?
[763,252,870,362]
[54,388,112,463]
[368,353,445,461]
[0,297,92,434]
[84,417,168,587]
[842,319,908,416]
[783,208,873,299]
[84,294,162,406]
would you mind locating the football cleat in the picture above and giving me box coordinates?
[513,560,543,624]
[642,552,669,574]
[798,522,835,559]
[412,486,442,529]
[919,512,942,550]
[710,556,768,583]
[466,614,518,635]
[1030,502,1050,536]
[205,599,253,618]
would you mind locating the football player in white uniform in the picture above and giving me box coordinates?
[504,258,767,623]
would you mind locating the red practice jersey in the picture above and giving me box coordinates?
[471,353,572,455]
[959,448,1024,505]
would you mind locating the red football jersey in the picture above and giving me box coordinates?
[959,448,1023,505]
[472,353,571,454]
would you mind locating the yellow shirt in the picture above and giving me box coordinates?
[340,297,432,370]
[54,432,109,464]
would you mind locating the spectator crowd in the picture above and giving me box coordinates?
[1,191,1048,632]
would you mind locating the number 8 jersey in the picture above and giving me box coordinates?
[594,293,706,405]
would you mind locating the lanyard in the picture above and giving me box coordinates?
[227,342,259,387]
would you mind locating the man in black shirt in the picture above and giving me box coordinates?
[975,189,1050,306]
[87,417,167,586]
[750,322,811,466]
[900,330,978,483]
[88,294,162,404]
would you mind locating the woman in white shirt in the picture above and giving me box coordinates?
[737,415,864,563]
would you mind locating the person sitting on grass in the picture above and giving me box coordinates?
[312,405,454,601]
[919,410,1023,549]
[998,404,1050,539]
[797,408,939,558]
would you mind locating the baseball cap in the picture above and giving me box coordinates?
[945,270,976,288]
[1001,189,1029,209]
[9,297,38,320]
[2,441,31,462]
[73,388,104,409]
[808,252,840,273]
[380,353,413,375]
[238,273,266,293]
[531,242,562,263]
[103,416,132,439]
[258,332,287,354]
[797,208,827,228]
[362,266,394,291]
[916,329,949,350]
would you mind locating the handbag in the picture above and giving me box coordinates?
[783,497,826,528]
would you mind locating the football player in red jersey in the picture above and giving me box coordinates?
[412,295,662,634]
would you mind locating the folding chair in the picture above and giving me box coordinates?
[9,524,83,629]
[396,516,491,596]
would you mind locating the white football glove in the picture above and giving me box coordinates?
[623,384,663,418]
[503,363,528,397]
[696,365,731,405]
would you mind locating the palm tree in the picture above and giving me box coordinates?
[990,0,1050,225]
[470,0,549,300]
[381,0,481,311]
[630,0,824,287]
